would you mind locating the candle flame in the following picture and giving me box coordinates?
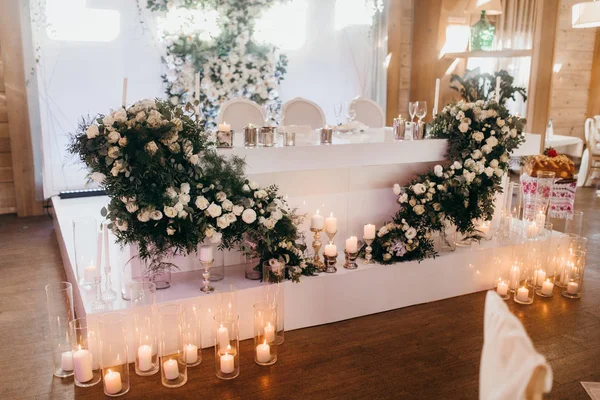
[226,344,232,351]
[107,369,112,376]
[263,339,267,346]
[329,212,333,217]
[316,209,320,215]
[78,344,82,351]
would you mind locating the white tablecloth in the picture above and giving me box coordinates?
[546,134,584,158]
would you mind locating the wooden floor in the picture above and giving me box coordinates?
[1,189,598,400]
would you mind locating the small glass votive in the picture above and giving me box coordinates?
[244,124,258,147]
[70,318,102,387]
[513,267,535,305]
[131,282,159,376]
[404,122,415,140]
[183,304,202,367]
[393,117,405,140]
[216,129,234,148]
[284,131,296,146]
[260,126,275,147]
[562,250,586,299]
[492,251,509,300]
[98,312,130,397]
[158,304,187,388]
[214,313,240,380]
[253,302,278,366]
[320,127,333,144]
[45,282,75,378]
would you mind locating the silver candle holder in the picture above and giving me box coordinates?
[344,250,358,269]
[324,253,338,274]
[310,228,325,272]
[260,126,275,147]
[244,125,258,147]
[363,238,374,264]
[216,129,234,148]
[200,260,214,293]
[320,127,333,145]
[415,121,425,140]
[393,117,406,141]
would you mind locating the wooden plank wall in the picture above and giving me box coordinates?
[548,0,598,139]
[0,41,17,214]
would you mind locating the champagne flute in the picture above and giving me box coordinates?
[333,103,343,126]
[415,101,427,123]
[408,102,417,122]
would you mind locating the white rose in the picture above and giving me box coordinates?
[455,111,465,120]
[405,227,417,239]
[174,202,184,212]
[216,192,227,202]
[107,131,120,144]
[409,198,417,207]
[164,206,177,218]
[510,128,517,138]
[459,122,469,133]
[167,226,176,235]
[383,253,392,261]
[149,210,162,220]
[254,190,268,199]
[271,209,283,221]
[86,125,99,139]
[195,196,209,210]
[210,232,222,244]
[242,184,250,192]
[222,199,233,211]
[472,132,484,142]
[486,136,498,148]
[179,193,190,204]
[137,210,150,222]
[484,167,494,177]
[115,219,128,231]
[166,187,177,199]
[242,208,257,224]
[145,141,159,156]
[189,154,199,165]
[463,170,476,183]
[226,213,236,223]
[494,168,504,177]
[249,181,259,190]
[437,184,446,191]
[107,146,121,159]
[233,205,244,216]
[263,218,276,229]
[412,183,426,195]
[178,210,188,219]
[91,172,106,183]
[180,183,190,194]
[377,226,389,237]
[500,154,509,163]
[393,184,402,196]
[126,202,138,213]
[413,205,425,215]
[103,114,115,126]
[490,159,499,168]
[171,118,183,131]
[398,193,408,204]
[114,109,127,123]
[217,216,229,229]
[205,226,215,238]
[471,150,482,160]
[168,143,181,154]
[433,203,441,211]
[482,145,493,154]
[496,118,505,127]
[434,165,443,177]
[453,161,462,170]
[207,203,222,218]
[118,137,128,147]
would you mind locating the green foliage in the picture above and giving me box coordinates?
[450,68,527,106]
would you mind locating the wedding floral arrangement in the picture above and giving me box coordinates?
[69,99,313,281]
[370,71,526,263]
[146,0,288,126]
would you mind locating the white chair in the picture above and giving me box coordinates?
[281,97,326,129]
[577,117,600,187]
[216,98,266,132]
[349,97,385,128]
[480,291,553,400]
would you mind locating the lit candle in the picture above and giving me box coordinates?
[324,242,337,257]
[541,279,554,296]
[83,264,97,283]
[104,369,122,395]
[217,324,230,350]
[311,210,325,230]
[325,212,337,234]
[496,281,509,296]
[218,122,231,132]
[509,265,520,290]
[346,236,358,253]
[163,358,179,380]
[567,281,579,294]
[185,344,198,364]
[535,269,547,287]
[220,353,235,374]
[364,224,376,240]
[526,221,539,238]
[264,322,275,343]
[516,286,529,302]
[199,245,213,262]
[256,340,271,363]
[495,76,501,103]
[73,345,93,383]
[61,351,74,371]
[479,221,490,237]
[535,211,546,228]
[137,344,153,372]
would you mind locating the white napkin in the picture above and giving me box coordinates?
[480,291,553,400]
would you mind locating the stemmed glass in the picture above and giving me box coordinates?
[346,104,356,123]
[415,101,427,123]
[408,102,417,122]
[333,103,343,126]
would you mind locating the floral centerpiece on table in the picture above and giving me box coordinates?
[69,98,313,281]
[370,70,526,264]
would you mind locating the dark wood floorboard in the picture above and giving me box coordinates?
[0,188,598,399]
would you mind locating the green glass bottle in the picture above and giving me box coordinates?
[470,11,495,51]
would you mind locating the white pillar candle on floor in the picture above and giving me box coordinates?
[217,324,230,350]
[104,369,122,395]
[163,359,179,380]
[364,224,376,240]
[73,346,93,383]
[83,264,96,282]
[218,122,231,132]
[346,236,358,253]
[311,210,325,230]
[220,353,234,374]
[325,212,337,234]
[199,245,213,262]
[541,279,554,296]
[535,269,547,287]
[185,344,198,364]
[496,281,509,296]
[509,265,520,290]
[567,282,579,294]
[137,345,153,371]
[324,242,337,257]
[256,341,271,363]
[61,351,74,371]
[516,287,529,302]
[264,322,275,343]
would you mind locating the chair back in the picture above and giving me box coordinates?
[216,98,266,132]
[281,97,326,129]
[590,116,600,155]
[349,97,385,128]
[480,291,553,400]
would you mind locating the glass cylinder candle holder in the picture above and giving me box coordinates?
[244,124,258,147]
[393,117,405,140]
[513,267,535,305]
[562,250,586,299]
[565,211,584,236]
[183,304,203,367]
[320,127,333,144]
[260,126,275,147]
[73,217,101,286]
[70,318,102,387]
[505,181,522,221]
[214,313,240,380]
[209,244,225,282]
[535,170,555,214]
[284,131,296,146]
[45,282,75,378]
[130,282,159,376]
[98,312,130,397]
[158,304,188,388]
[439,221,457,252]
[253,302,278,366]
[264,283,285,345]
[567,233,588,255]
[494,273,510,300]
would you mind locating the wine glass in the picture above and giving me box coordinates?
[408,102,417,122]
[415,101,427,123]
[333,103,343,125]
[346,107,356,123]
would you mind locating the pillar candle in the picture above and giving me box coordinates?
[122,77,128,109]
[516,286,529,302]
[220,353,234,374]
[496,281,508,296]
[509,265,520,290]
[185,344,198,364]
[73,346,93,383]
[61,351,74,371]
[541,279,554,296]
[256,341,270,363]
[199,245,213,262]
[364,224,376,240]
[163,359,179,380]
[137,345,153,371]
[217,324,230,350]
[346,236,358,253]
[567,281,579,294]
[264,322,275,343]
[324,242,337,257]
[311,210,325,230]
[433,78,440,114]
[104,369,122,395]
[218,122,231,132]
[325,212,337,234]
[535,269,547,287]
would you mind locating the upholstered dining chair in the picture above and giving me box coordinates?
[349,97,385,128]
[281,97,326,129]
[216,97,266,132]
[577,117,600,187]
[480,291,553,400]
